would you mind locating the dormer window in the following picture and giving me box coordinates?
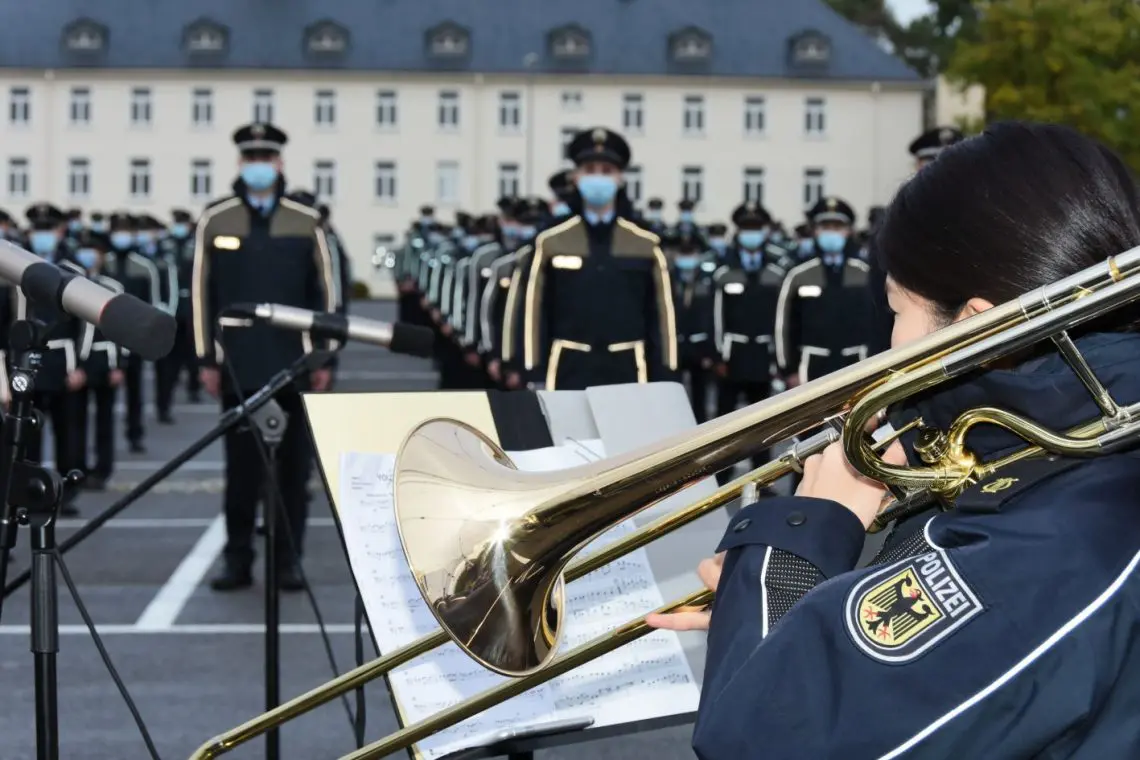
[669,27,712,63]
[183,19,228,55]
[791,31,831,66]
[306,21,349,55]
[427,22,470,58]
[549,25,591,59]
[63,19,107,53]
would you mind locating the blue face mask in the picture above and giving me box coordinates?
[552,202,571,218]
[110,231,134,250]
[68,220,83,233]
[770,231,784,243]
[462,235,480,252]
[645,210,662,222]
[816,231,847,254]
[708,238,727,255]
[679,212,694,224]
[798,239,815,256]
[516,225,536,241]
[75,248,99,270]
[419,216,433,226]
[576,175,618,208]
[737,230,767,250]
[674,256,699,271]
[170,223,190,239]
[240,162,278,191]
[90,221,107,234]
[30,231,58,256]
[451,227,466,241]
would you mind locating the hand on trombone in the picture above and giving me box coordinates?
[646,438,905,632]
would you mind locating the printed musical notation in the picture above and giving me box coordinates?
[337,442,700,759]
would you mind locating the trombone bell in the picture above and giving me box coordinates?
[395,419,576,677]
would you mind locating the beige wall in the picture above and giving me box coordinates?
[0,68,923,293]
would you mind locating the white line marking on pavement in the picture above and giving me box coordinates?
[0,623,368,635]
[133,516,227,632]
[55,517,338,529]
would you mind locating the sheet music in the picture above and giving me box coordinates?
[337,440,700,759]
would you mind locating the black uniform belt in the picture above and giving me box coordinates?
[546,339,647,388]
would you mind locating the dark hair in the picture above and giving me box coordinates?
[876,122,1140,325]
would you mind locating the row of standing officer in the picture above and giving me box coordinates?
[390,126,883,434]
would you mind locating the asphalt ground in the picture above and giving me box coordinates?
[0,300,702,760]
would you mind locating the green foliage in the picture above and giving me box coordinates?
[947,0,1140,170]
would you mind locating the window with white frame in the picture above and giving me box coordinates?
[499,91,521,131]
[803,168,826,207]
[374,161,397,202]
[498,163,520,199]
[68,158,90,198]
[682,166,703,205]
[744,96,765,135]
[314,89,336,126]
[624,165,643,203]
[191,88,213,127]
[683,95,705,135]
[561,90,583,110]
[314,160,336,198]
[438,91,459,129]
[743,167,764,204]
[130,87,152,126]
[622,93,644,132]
[129,158,151,199]
[69,87,91,125]
[805,97,826,136]
[560,127,579,163]
[437,161,460,204]
[376,90,397,128]
[253,88,274,124]
[7,157,28,197]
[191,159,212,199]
[9,87,30,125]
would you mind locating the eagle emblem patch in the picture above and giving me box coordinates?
[252,123,266,138]
[845,550,982,663]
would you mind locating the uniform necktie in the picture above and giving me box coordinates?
[742,251,762,271]
[584,209,614,226]
[824,254,843,269]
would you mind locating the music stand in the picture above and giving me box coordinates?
[302,382,728,759]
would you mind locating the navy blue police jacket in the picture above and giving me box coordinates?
[692,331,1140,760]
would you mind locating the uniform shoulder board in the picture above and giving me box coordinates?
[954,456,1092,514]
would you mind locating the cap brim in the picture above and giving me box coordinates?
[573,149,624,167]
[237,141,284,152]
[914,146,943,159]
[812,212,853,225]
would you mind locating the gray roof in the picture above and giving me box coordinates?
[0,0,920,82]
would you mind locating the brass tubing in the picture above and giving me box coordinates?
[189,435,831,759]
[340,589,716,760]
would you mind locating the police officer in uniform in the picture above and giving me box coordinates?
[672,199,700,239]
[163,209,200,402]
[775,197,873,386]
[71,231,125,490]
[18,203,92,516]
[548,171,576,222]
[711,202,788,483]
[643,198,668,237]
[520,127,678,390]
[909,125,965,171]
[191,122,339,592]
[670,230,718,423]
[706,223,730,259]
[142,214,181,423]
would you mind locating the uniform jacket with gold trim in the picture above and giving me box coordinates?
[82,271,127,386]
[520,215,678,390]
[713,249,786,382]
[190,179,338,391]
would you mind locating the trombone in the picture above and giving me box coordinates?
[194,247,1140,759]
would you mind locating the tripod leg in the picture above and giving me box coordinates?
[264,443,280,760]
[31,523,59,760]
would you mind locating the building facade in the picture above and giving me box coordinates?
[0,1,923,291]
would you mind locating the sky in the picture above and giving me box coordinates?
[887,0,934,23]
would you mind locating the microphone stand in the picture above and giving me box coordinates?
[1,349,335,601]
[0,318,84,760]
[247,398,286,760]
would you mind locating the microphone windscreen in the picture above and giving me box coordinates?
[101,293,178,361]
[390,323,435,358]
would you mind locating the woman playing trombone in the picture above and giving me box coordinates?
[649,122,1140,759]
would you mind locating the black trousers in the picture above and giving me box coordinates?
[682,360,711,423]
[715,379,771,485]
[73,385,117,480]
[24,391,81,477]
[124,354,144,443]
[172,318,200,398]
[221,389,312,568]
[154,352,177,416]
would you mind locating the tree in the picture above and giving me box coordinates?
[947,0,1140,169]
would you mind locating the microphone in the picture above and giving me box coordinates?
[0,240,177,361]
[232,303,435,358]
